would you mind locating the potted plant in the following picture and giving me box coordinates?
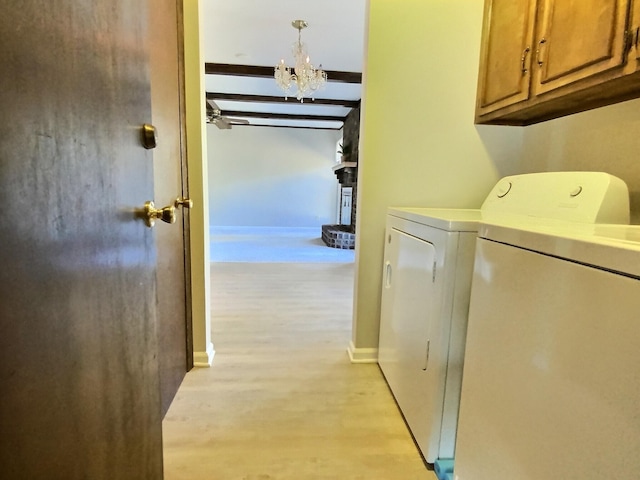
[338,143,352,163]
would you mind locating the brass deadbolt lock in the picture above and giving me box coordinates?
[141,123,158,149]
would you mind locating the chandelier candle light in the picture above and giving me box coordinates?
[274,20,327,102]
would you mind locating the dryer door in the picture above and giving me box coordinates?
[378,225,442,461]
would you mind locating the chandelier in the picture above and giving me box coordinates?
[274,20,327,102]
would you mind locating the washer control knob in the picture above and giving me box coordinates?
[497,181,512,198]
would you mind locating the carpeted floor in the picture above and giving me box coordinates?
[210,226,355,263]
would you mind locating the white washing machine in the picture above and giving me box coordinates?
[454,179,640,480]
[454,220,640,480]
[377,172,630,465]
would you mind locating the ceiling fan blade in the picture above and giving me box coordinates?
[226,118,250,125]
[206,99,221,112]
[214,117,232,129]
[205,100,250,129]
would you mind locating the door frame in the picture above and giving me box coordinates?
[183,0,214,368]
[176,0,194,370]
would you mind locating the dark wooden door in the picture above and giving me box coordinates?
[0,1,163,478]
[149,0,193,417]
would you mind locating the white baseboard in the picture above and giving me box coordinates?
[347,341,378,364]
[193,342,215,368]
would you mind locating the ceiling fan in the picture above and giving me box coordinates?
[206,100,250,129]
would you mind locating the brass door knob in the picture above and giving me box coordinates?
[174,197,193,209]
[144,201,176,228]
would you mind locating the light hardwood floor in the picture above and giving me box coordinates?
[163,262,436,479]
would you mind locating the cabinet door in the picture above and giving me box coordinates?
[476,0,537,116]
[533,0,630,95]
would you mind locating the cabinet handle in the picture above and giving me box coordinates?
[520,46,530,75]
[536,38,547,66]
[635,27,639,49]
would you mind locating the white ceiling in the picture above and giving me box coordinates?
[201,0,368,130]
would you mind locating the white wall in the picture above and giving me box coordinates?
[351,0,523,355]
[207,126,342,228]
[351,0,640,356]
[518,98,640,224]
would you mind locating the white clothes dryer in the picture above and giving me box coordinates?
[377,172,630,464]
[379,208,481,463]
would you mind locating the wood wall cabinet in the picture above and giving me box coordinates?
[476,0,537,116]
[476,0,640,126]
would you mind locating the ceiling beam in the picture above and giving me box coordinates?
[232,124,342,131]
[206,92,360,108]
[204,63,362,84]
[222,110,345,122]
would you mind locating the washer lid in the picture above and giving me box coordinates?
[479,220,640,278]
[387,207,482,232]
